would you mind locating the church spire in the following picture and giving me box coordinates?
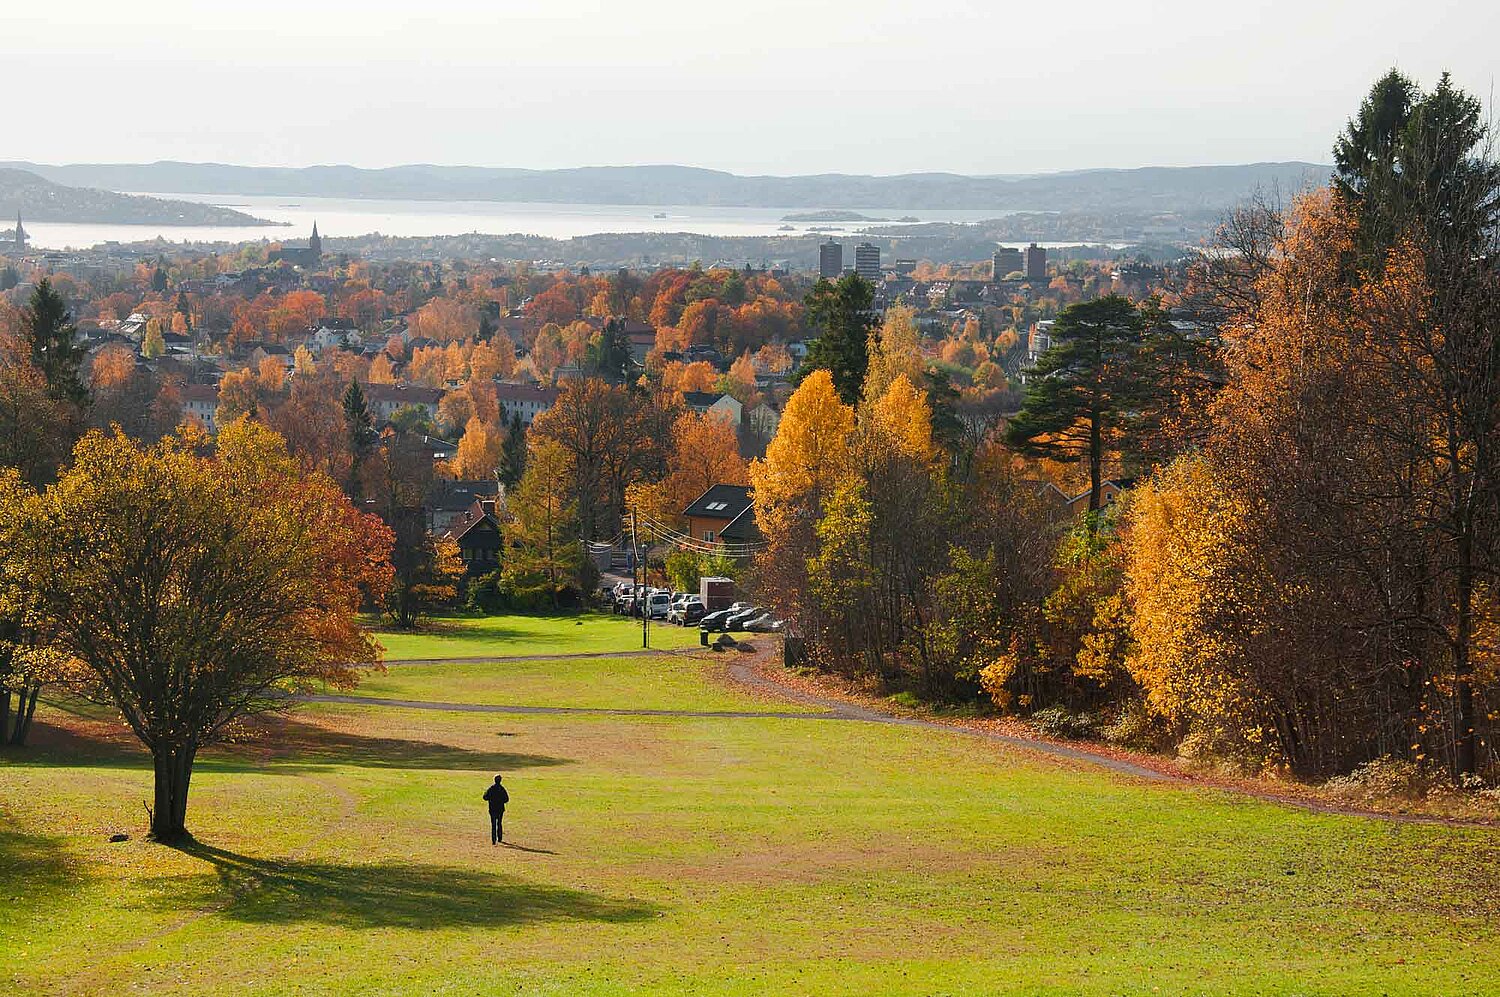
[309,220,321,256]
[13,210,24,250]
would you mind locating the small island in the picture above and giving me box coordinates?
[780,209,888,222]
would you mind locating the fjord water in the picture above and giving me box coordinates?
[22,191,1036,250]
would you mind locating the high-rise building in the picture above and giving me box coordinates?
[1024,243,1047,281]
[819,240,843,279]
[854,242,881,283]
[992,247,1022,281]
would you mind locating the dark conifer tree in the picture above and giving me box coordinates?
[23,278,88,408]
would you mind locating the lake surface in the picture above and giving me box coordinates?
[22,192,1098,251]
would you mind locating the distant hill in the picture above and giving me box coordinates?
[3,161,1333,213]
[0,169,278,226]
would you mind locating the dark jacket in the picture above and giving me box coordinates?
[483,784,509,813]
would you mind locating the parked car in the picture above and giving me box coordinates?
[744,612,779,633]
[680,602,706,626]
[669,596,703,625]
[699,609,733,632]
[646,591,673,620]
[724,607,762,631]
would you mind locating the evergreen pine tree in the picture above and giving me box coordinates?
[1005,295,1148,512]
[342,380,374,496]
[23,278,88,408]
[499,409,526,489]
[800,273,875,405]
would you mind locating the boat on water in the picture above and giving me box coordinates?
[777,224,795,231]
[653,211,668,218]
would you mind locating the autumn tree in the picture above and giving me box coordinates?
[504,437,585,607]
[142,317,165,359]
[0,329,71,485]
[0,422,392,839]
[749,369,855,635]
[454,417,504,480]
[863,302,924,403]
[629,411,748,531]
[268,372,352,484]
[530,379,670,540]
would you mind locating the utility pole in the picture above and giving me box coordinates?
[632,507,647,649]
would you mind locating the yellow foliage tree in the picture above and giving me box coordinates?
[454,417,503,480]
[750,369,854,539]
[864,303,924,403]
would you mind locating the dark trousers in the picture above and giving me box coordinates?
[490,810,504,844]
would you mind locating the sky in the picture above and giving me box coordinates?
[6,0,1498,176]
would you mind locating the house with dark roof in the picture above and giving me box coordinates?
[445,499,503,576]
[365,383,443,422]
[718,505,763,546]
[427,479,502,534]
[682,484,753,543]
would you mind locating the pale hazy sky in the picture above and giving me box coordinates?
[6,0,1497,175]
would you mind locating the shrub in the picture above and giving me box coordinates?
[1030,705,1100,740]
[1325,757,1433,801]
[1176,724,1274,776]
[1103,699,1174,752]
[464,572,505,614]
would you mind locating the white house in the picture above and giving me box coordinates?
[683,391,743,427]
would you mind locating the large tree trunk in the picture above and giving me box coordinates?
[1454,527,1476,777]
[3,682,40,747]
[149,742,197,842]
[1088,411,1103,512]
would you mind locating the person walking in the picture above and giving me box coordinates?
[483,774,509,845]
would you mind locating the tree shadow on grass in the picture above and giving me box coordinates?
[204,714,573,775]
[146,841,657,930]
[0,827,82,900]
[15,709,571,775]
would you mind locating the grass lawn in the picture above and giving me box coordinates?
[371,611,704,660]
[350,655,818,713]
[5,652,1500,995]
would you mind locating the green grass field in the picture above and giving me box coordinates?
[4,620,1500,995]
[351,655,816,713]
[372,611,704,660]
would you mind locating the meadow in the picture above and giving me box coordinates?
[3,615,1499,995]
[369,611,704,661]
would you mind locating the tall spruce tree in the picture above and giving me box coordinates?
[499,409,526,490]
[23,279,88,408]
[800,273,876,405]
[341,380,374,496]
[1335,69,1500,268]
